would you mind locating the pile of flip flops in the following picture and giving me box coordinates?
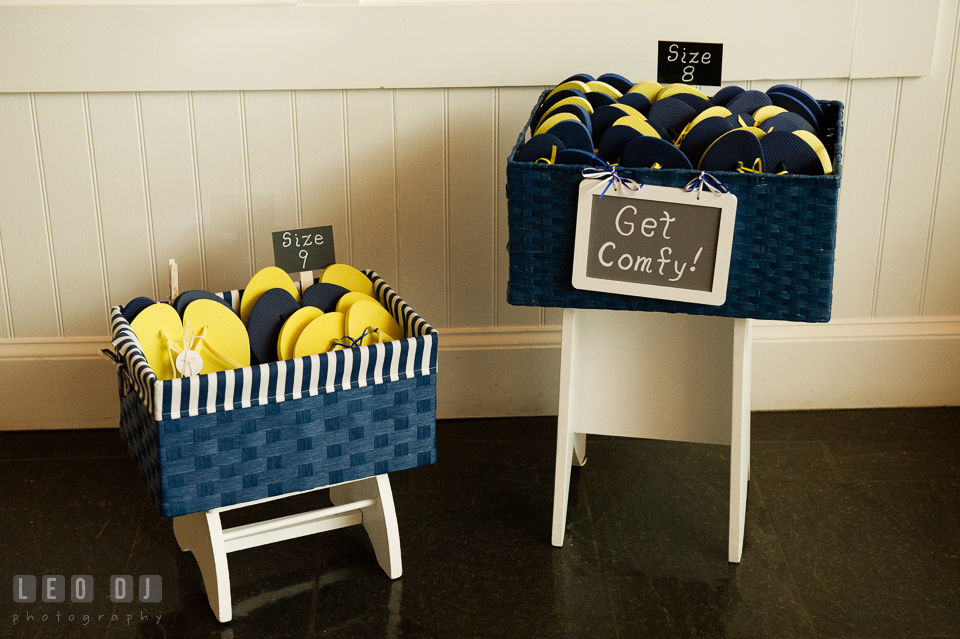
[121,264,404,380]
[515,73,833,175]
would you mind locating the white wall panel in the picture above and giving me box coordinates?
[830,79,900,320]
[496,86,544,327]
[87,92,155,307]
[33,93,109,336]
[447,87,496,329]
[294,90,351,262]
[394,89,447,328]
[875,0,960,317]
[243,90,300,273]
[0,94,59,338]
[925,31,960,316]
[0,233,9,338]
[345,90,398,284]
[3,2,960,419]
[139,92,205,295]
[191,91,252,294]
[0,1,937,92]
[799,78,851,104]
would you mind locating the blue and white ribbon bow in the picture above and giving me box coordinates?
[581,159,642,199]
[683,171,730,199]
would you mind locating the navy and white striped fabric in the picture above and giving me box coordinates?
[111,271,438,422]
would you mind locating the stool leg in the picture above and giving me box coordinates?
[330,475,402,579]
[552,308,579,547]
[173,511,233,622]
[729,318,752,563]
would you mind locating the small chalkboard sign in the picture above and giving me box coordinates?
[657,41,723,86]
[272,225,336,273]
[571,180,737,305]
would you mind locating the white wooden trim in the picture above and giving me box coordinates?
[0,0,941,94]
[0,317,957,430]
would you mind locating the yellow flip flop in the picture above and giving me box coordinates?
[540,96,594,121]
[586,81,623,99]
[182,299,251,374]
[545,80,591,101]
[657,84,709,102]
[611,104,645,119]
[277,306,323,361]
[753,105,787,126]
[612,115,661,138]
[335,292,381,315]
[293,312,346,358]
[793,130,833,174]
[344,300,404,348]
[534,112,580,136]
[129,303,184,381]
[629,81,662,102]
[319,264,376,298]
[240,267,300,326]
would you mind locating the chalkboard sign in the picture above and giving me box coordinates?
[571,181,737,305]
[272,225,336,273]
[657,41,723,86]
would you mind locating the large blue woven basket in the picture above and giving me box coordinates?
[506,91,844,323]
[111,271,438,518]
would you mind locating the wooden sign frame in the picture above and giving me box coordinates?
[571,179,737,306]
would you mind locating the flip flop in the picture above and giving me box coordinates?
[240,266,300,326]
[247,288,301,365]
[725,90,773,115]
[628,81,662,102]
[699,128,765,172]
[617,92,652,115]
[182,298,251,374]
[545,119,594,152]
[759,111,818,136]
[597,73,634,94]
[277,306,324,361]
[710,85,745,106]
[344,300,404,347]
[293,312,346,358]
[121,296,156,323]
[301,282,350,313]
[678,116,735,168]
[173,289,232,317]
[336,291,382,315]
[129,302,184,381]
[620,135,694,169]
[320,264,376,298]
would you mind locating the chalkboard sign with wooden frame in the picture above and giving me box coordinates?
[571,180,737,306]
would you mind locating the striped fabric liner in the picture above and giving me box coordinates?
[111,271,438,422]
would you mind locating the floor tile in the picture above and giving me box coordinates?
[751,441,840,483]
[574,439,816,639]
[762,480,960,638]
[3,408,959,638]
[0,428,129,460]
[827,438,960,481]
[752,407,960,442]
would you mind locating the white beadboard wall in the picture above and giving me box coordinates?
[1,9,959,429]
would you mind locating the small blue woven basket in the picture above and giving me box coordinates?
[506,90,844,323]
[110,271,438,518]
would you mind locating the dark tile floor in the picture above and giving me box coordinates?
[2,407,959,638]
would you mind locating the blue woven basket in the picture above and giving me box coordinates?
[506,90,844,322]
[111,271,438,517]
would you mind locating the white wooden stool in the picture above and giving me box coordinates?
[173,473,401,622]
[552,308,751,562]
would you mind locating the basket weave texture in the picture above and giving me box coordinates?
[113,272,437,517]
[506,91,844,322]
[118,374,436,517]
